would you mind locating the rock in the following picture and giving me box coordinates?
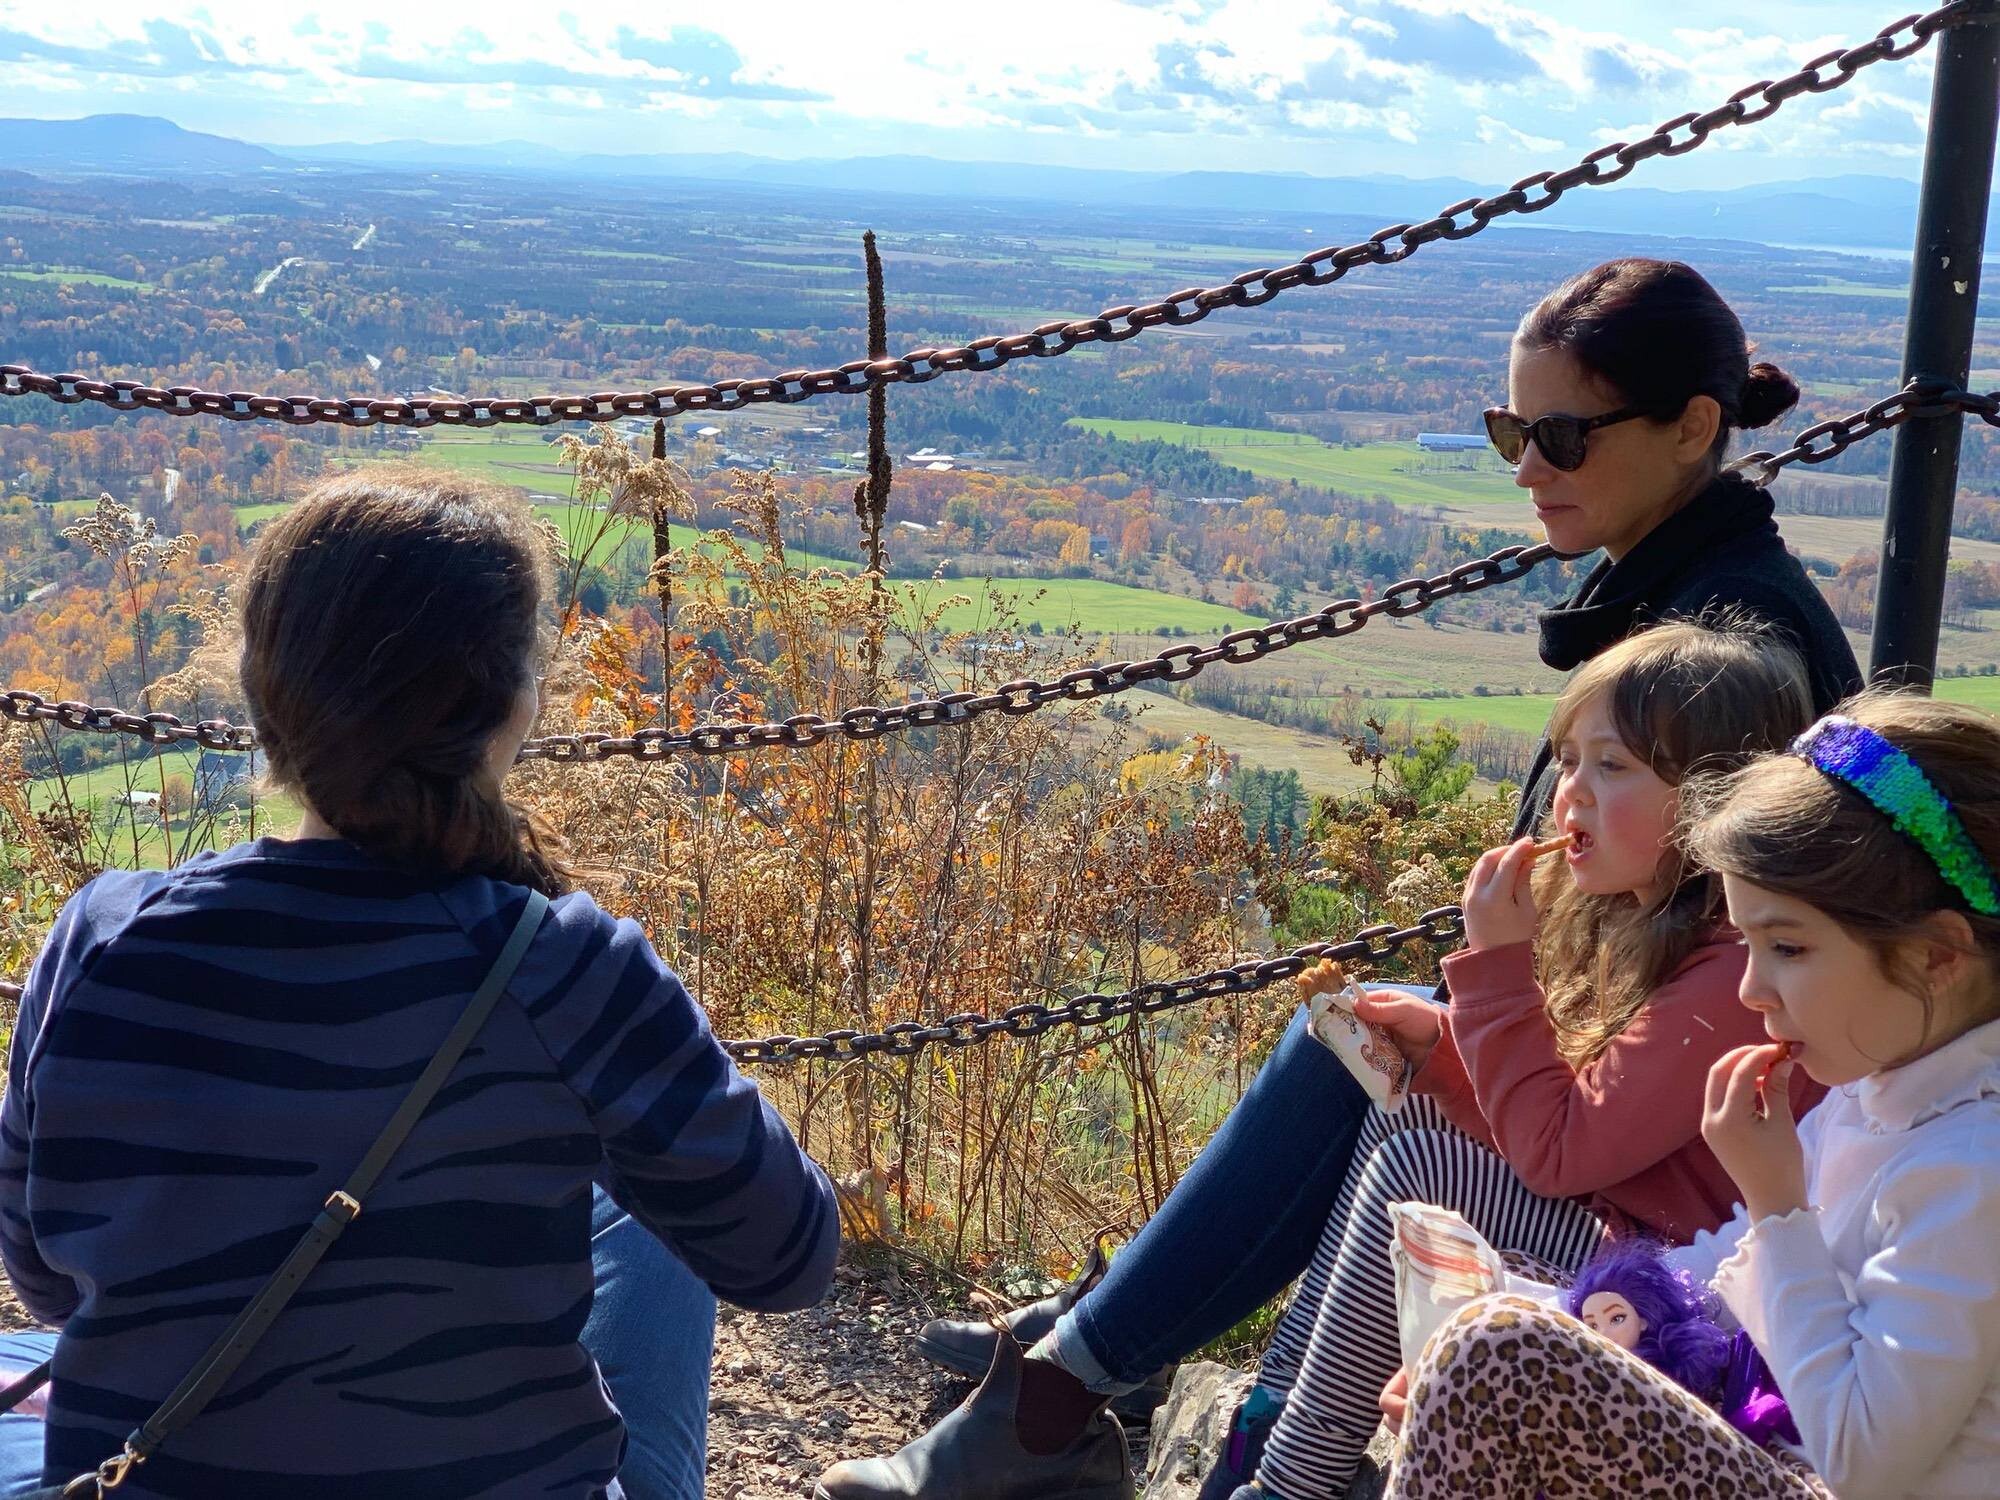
[1349,1428,1396,1500]
[1133,1362,1397,1500]
[1139,1361,1252,1500]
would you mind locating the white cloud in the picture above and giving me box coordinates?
[0,1,1951,185]
[1477,114,1562,152]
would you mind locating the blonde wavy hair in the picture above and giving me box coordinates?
[1532,619,1812,1065]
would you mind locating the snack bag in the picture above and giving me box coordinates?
[1295,958,1410,1113]
[1386,1201,1508,1370]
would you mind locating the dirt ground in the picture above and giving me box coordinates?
[705,1258,976,1498]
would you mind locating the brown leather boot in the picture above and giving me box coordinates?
[912,1231,1175,1422]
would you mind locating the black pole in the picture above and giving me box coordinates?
[1871,6,2000,688]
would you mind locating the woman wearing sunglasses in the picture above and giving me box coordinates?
[1478,256,1857,840]
[816,257,1861,1500]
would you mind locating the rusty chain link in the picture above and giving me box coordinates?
[0,695,259,752]
[1728,379,2000,485]
[720,908,1466,1065]
[1,1,1988,431]
[0,910,1464,1062]
[1,540,1557,761]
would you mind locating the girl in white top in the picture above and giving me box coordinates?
[1382,689,2000,1500]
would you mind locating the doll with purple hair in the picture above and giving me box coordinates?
[1566,1242,1799,1448]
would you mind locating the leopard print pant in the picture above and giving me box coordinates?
[1384,1296,1833,1500]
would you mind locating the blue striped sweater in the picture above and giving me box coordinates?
[0,836,839,1497]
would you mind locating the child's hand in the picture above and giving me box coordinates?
[1702,1042,1808,1223]
[1460,839,1540,951]
[1351,990,1444,1075]
[1378,1366,1411,1430]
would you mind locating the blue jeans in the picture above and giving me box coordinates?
[586,1186,718,1500]
[1052,988,1437,1394]
[0,1188,716,1500]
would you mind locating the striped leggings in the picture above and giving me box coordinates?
[1250,1096,1607,1500]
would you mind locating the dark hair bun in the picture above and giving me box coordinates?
[1738,362,1800,429]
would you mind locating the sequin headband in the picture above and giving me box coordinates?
[1791,715,2000,916]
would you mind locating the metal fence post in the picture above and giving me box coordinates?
[1871,4,2000,687]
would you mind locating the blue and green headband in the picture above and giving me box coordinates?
[1791,715,2000,916]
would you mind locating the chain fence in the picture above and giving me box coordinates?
[720,908,1464,1065]
[0,911,1465,1062]
[5,409,2000,1049]
[7,381,1991,1035]
[1727,378,2000,484]
[0,1,1987,432]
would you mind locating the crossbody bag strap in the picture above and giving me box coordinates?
[62,889,550,1493]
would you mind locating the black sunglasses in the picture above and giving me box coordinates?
[1482,405,1651,472]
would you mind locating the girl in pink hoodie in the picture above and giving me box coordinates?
[1235,620,1824,1500]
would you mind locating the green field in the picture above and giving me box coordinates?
[371,431,575,491]
[1068,419,1520,507]
[1935,677,2000,713]
[26,749,302,869]
[1365,692,1559,736]
[1360,677,2000,738]
[223,499,1223,637]
[914,577,1259,636]
[0,266,150,289]
[1769,279,1908,300]
[24,747,204,813]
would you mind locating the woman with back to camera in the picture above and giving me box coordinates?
[816,258,1862,1500]
[0,468,839,1498]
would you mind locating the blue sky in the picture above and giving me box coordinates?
[0,0,1944,186]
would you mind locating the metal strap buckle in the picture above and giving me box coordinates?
[65,1443,144,1494]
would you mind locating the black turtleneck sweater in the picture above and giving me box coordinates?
[1508,470,1861,839]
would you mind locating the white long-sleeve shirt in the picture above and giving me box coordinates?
[1669,1016,2000,1499]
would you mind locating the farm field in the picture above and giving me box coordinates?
[1936,676,2000,712]
[1349,673,2000,742]
[220,509,1251,639]
[351,429,580,492]
[1068,418,1521,507]
[0,266,151,289]
[1769,278,1908,299]
[910,576,1259,636]
[1365,692,1559,736]
[1120,689,1378,799]
[23,746,206,813]
[1210,614,1570,698]
[25,748,302,869]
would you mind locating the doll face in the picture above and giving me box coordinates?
[1580,1291,1646,1351]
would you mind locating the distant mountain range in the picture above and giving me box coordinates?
[4,114,284,173]
[0,112,1961,256]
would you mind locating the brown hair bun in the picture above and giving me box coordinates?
[1738,361,1801,429]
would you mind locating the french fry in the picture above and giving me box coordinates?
[1529,834,1576,859]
